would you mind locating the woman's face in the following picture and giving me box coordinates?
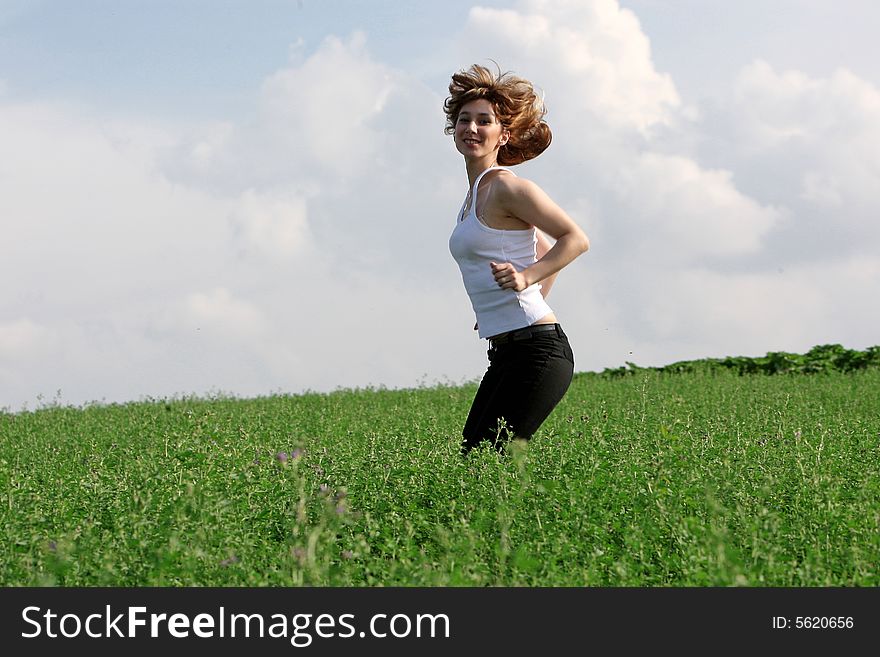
[454,98,509,159]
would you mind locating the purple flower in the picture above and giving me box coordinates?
[291,448,304,460]
[292,547,307,565]
[275,451,288,463]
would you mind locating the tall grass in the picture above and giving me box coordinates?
[1,368,878,586]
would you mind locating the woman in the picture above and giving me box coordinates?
[446,63,590,454]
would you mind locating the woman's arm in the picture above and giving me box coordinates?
[489,177,589,292]
[535,230,558,298]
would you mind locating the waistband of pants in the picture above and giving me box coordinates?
[488,323,562,349]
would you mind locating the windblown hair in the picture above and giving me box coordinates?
[444,63,552,165]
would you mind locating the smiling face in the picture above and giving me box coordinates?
[454,98,509,162]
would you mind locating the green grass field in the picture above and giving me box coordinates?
[2,364,879,586]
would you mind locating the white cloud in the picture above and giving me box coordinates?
[800,171,842,207]
[0,100,235,313]
[610,152,782,261]
[184,288,269,339]
[258,32,398,179]
[174,121,236,176]
[0,318,57,362]
[231,190,311,258]
[459,0,681,136]
[735,60,880,145]
[730,61,880,213]
[705,60,880,262]
[597,57,880,363]
[642,256,880,358]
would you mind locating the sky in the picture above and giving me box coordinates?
[2,0,879,410]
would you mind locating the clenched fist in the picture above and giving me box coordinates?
[490,261,529,292]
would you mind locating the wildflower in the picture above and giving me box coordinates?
[341,550,354,560]
[275,451,288,463]
[220,555,239,567]
[292,547,307,565]
[291,448,304,460]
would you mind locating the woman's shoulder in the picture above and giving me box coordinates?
[490,170,542,200]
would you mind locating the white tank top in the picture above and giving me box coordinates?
[449,166,554,339]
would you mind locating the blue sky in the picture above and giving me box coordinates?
[2,1,879,409]
[5,1,878,113]
[1,1,500,116]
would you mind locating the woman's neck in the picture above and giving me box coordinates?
[465,156,500,188]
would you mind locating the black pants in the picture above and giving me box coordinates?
[462,324,574,453]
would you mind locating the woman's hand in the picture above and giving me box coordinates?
[490,261,529,292]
